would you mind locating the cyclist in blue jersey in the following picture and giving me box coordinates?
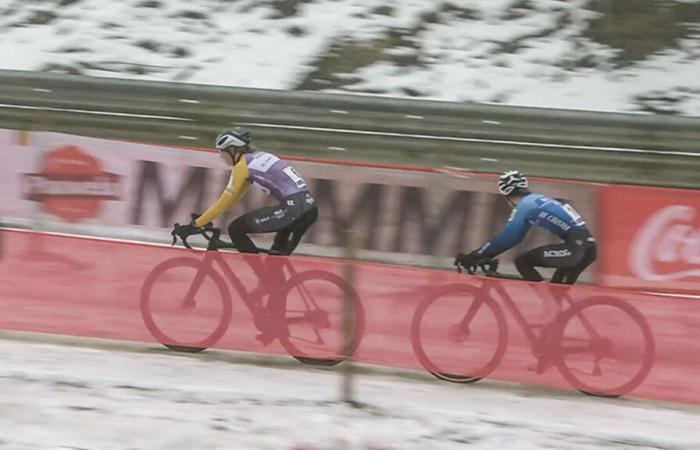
[173,127,317,255]
[456,170,597,284]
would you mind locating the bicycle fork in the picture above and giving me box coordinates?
[451,295,485,342]
[181,259,215,309]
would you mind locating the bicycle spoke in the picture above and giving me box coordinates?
[411,285,507,383]
[555,296,654,397]
[277,270,363,365]
[141,257,231,351]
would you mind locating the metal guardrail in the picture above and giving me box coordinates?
[1,70,699,187]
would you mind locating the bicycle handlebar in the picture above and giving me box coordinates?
[171,213,274,253]
[456,257,500,277]
[171,214,227,251]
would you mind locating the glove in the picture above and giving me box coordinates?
[454,250,480,268]
[172,222,201,241]
[189,212,213,229]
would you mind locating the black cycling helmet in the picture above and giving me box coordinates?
[215,127,251,151]
[497,170,528,196]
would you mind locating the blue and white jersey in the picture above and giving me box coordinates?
[478,193,587,257]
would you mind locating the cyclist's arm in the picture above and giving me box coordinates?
[477,206,532,257]
[194,159,251,227]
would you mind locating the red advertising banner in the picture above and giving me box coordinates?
[1,229,699,404]
[0,129,598,278]
[599,184,700,292]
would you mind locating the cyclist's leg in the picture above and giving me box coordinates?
[514,248,546,282]
[228,205,298,305]
[562,242,597,285]
[271,229,292,254]
[269,206,317,255]
[516,242,585,282]
[285,207,318,255]
[228,214,263,253]
[228,192,315,256]
[228,203,297,253]
[550,268,571,284]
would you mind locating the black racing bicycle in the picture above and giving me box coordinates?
[411,257,655,397]
[140,221,364,366]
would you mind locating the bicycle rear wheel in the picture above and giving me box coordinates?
[554,296,655,397]
[411,284,507,383]
[277,270,364,366]
[141,257,232,352]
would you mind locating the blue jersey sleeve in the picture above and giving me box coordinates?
[477,199,534,257]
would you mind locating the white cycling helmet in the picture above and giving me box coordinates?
[497,170,528,196]
[215,127,251,151]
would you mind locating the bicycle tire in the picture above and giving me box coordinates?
[553,296,655,397]
[141,256,232,352]
[276,270,365,366]
[411,284,508,383]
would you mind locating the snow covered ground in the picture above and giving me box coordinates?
[0,0,699,115]
[1,335,699,450]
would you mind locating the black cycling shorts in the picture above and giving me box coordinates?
[515,228,597,284]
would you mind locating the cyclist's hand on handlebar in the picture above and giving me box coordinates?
[171,222,202,247]
[189,212,213,230]
[454,250,480,270]
[455,251,500,275]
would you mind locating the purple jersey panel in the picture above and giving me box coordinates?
[245,151,307,200]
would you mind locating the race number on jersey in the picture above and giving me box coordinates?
[563,203,586,226]
[283,166,307,189]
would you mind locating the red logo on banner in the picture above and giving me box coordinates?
[629,205,700,281]
[599,185,700,291]
[23,145,121,222]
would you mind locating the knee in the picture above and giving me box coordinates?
[568,248,586,268]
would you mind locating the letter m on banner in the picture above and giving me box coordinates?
[130,161,210,227]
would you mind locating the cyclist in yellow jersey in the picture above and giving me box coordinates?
[174,127,317,255]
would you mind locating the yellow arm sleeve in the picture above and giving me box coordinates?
[194,158,251,227]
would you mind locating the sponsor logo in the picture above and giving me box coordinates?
[254,209,286,225]
[539,212,571,231]
[544,249,571,258]
[23,145,121,222]
[630,205,700,281]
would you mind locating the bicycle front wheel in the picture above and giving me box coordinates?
[140,257,232,352]
[554,296,655,397]
[277,270,364,366]
[411,284,507,383]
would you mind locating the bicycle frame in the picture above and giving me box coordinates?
[182,248,290,311]
[413,261,655,396]
[145,223,364,364]
[180,242,339,349]
[462,273,605,362]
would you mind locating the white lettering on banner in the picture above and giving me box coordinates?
[630,205,700,281]
[24,175,120,197]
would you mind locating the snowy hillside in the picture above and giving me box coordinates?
[0,0,700,115]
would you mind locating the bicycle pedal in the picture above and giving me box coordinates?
[527,357,554,374]
[255,333,275,346]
